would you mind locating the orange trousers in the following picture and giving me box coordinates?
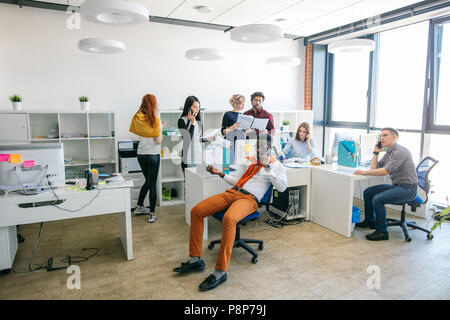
[189,189,258,271]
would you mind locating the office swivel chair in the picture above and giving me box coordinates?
[208,185,273,264]
[388,156,439,242]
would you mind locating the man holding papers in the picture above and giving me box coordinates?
[244,92,275,136]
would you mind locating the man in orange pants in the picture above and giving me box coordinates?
[174,137,287,291]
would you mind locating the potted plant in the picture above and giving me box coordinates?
[430,197,450,236]
[9,94,23,110]
[281,120,290,132]
[79,96,89,111]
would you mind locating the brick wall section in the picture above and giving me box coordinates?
[304,44,313,111]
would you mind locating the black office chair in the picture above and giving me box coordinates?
[388,156,439,241]
[208,185,273,264]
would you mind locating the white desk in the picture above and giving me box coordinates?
[184,167,311,240]
[0,175,133,272]
[310,164,386,237]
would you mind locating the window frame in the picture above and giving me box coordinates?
[427,15,450,133]
[324,35,375,130]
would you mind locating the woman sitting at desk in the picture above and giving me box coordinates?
[281,122,316,161]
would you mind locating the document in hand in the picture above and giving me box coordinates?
[236,114,269,130]
[236,114,254,129]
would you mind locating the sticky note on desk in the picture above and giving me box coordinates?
[24,160,34,168]
[9,154,21,163]
[0,154,10,162]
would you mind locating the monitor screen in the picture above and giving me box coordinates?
[359,133,378,165]
[330,132,361,161]
[0,143,65,192]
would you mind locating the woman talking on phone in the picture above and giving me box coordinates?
[280,122,316,161]
[178,96,203,174]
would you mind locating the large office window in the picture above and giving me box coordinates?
[329,50,371,123]
[428,134,450,204]
[374,22,429,130]
[433,19,450,126]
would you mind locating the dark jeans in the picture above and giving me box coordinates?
[363,184,417,233]
[137,154,160,212]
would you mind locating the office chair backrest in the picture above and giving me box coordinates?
[416,156,439,204]
[259,184,273,206]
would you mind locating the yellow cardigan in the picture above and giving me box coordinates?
[129,112,160,138]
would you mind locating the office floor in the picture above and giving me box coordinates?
[1,203,449,300]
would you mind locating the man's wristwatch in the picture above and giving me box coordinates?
[373,151,380,155]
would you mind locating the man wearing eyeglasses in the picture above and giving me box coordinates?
[244,92,275,136]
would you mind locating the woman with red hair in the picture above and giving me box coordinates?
[130,94,166,223]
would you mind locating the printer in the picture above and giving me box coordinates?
[118,140,141,174]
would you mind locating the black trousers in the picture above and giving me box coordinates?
[137,154,160,212]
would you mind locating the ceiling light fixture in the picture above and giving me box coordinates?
[194,5,214,14]
[266,56,301,67]
[80,0,149,25]
[78,38,126,54]
[185,48,224,61]
[328,39,376,54]
[230,24,283,43]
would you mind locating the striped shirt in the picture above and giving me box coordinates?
[377,143,417,185]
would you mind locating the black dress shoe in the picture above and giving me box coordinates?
[366,231,389,241]
[199,273,227,291]
[173,259,205,274]
[355,220,376,229]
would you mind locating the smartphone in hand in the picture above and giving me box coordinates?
[376,141,382,149]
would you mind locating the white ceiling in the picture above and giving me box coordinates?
[36,0,435,37]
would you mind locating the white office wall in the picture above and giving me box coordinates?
[0,5,305,138]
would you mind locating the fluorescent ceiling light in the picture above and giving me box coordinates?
[185,48,224,61]
[80,0,149,25]
[328,39,376,54]
[78,38,126,54]
[230,24,283,43]
[266,56,301,67]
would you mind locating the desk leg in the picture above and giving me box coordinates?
[119,190,133,260]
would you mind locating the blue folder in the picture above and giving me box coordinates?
[337,140,357,167]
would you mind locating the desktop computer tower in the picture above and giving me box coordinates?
[269,187,304,220]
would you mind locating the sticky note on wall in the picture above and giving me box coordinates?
[24,160,34,168]
[0,154,10,162]
[9,154,21,163]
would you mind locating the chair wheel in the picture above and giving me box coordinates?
[405,236,412,242]
[258,243,264,250]
[427,233,434,240]
[251,257,258,264]
[208,244,214,250]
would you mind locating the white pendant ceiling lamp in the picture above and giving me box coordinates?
[185,48,224,61]
[328,39,376,54]
[80,0,149,25]
[230,24,283,43]
[78,38,126,54]
[266,56,301,67]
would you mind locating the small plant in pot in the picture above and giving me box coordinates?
[9,94,23,110]
[282,120,290,132]
[79,96,89,111]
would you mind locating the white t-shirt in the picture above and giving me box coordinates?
[137,117,161,155]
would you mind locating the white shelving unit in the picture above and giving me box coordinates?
[0,110,117,180]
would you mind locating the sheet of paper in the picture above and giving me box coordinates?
[24,160,35,168]
[9,154,21,163]
[236,114,254,130]
[251,118,269,130]
[283,162,308,168]
[0,154,10,162]
[202,128,220,139]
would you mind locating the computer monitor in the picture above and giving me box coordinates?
[330,132,361,161]
[0,143,65,192]
[359,133,378,165]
